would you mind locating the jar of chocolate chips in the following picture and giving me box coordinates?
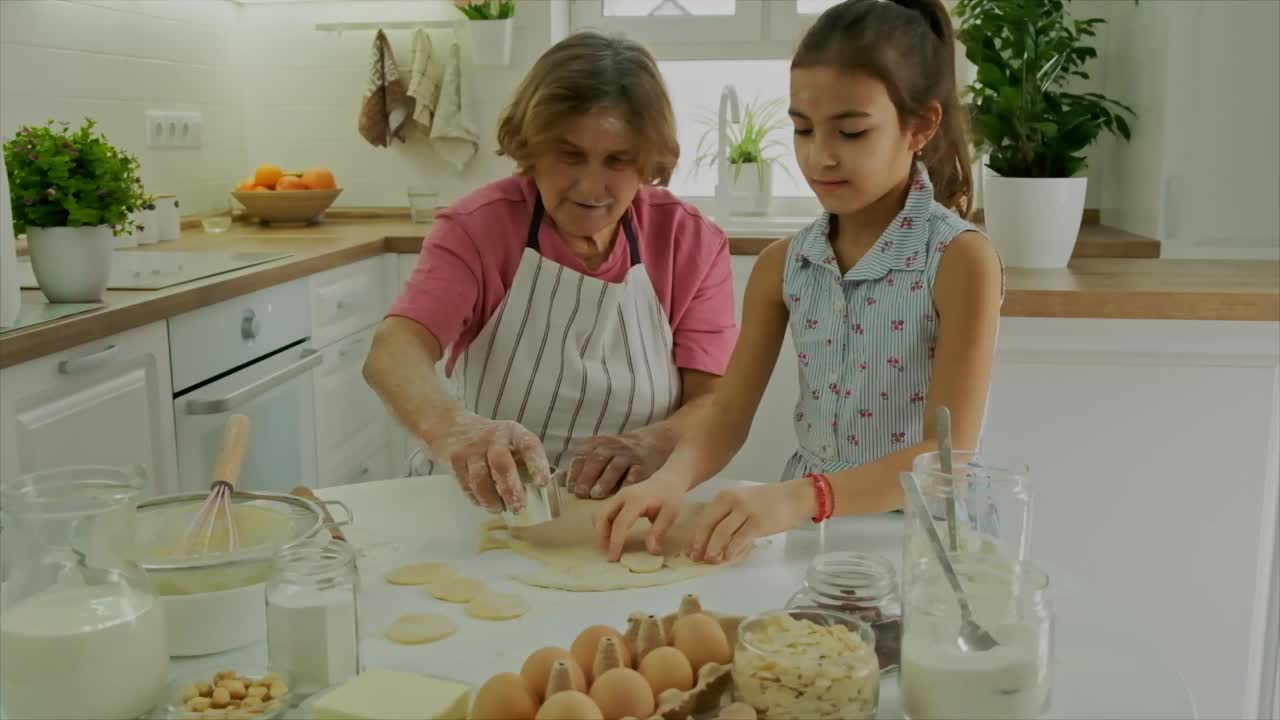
[785,551,902,673]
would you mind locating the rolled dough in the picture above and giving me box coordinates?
[431,577,486,603]
[478,494,749,591]
[620,551,665,573]
[385,613,457,644]
[385,562,456,586]
[465,591,530,620]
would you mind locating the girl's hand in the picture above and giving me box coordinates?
[593,472,690,561]
[689,480,816,564]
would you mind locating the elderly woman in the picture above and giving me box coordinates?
[364,31,737,515]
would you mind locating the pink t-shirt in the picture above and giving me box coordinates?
[388,175,739,377]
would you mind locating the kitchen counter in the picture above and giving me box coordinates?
[1,216,1276,369]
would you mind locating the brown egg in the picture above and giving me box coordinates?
[588,668,655,720]
[471,672,538,720]
[572,625,632,679]
[670,613,732,672]
[534,690,604,720]
[520,647,586,701]
[637,646,694,696]
[718,701,758,720]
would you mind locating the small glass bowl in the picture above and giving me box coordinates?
[152,665,293,720]
[732,607,881,720]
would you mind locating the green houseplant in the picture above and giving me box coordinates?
[955,0,1136,268]
[456,0,516,66]
[694,96,789,216]
[3,118,146,302]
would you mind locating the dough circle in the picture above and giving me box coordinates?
[385,613,457,644]
[384,562,455,586]
[465,591,530,620]
[431,577,487,603]
[619,551,665,574]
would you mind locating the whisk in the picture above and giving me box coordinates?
[181,413,252,556]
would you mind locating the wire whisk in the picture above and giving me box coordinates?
[181,414,251,557]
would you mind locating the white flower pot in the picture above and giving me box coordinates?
[25,225,114,303]
[468,18,513,66]
[729,162,773,217]
[982,169,1087,269]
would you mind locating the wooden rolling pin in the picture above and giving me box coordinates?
[290,485,346,542]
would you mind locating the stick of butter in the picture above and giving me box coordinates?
[312,669,472,720]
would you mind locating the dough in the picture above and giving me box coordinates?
[385,562,456,586]
[430,577,486,603]
[620,551,665,573]
[478,494,750,592]
[385,613,457,644]
[465,591,530,620]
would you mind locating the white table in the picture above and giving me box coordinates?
[175,476,1198,719]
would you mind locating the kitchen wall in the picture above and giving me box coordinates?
[0,0,246,215]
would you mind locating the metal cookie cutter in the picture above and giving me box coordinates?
[502,466,563,528]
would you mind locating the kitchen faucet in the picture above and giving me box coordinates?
[716,84,742,221]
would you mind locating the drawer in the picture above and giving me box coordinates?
[313,327,384,453]
[321,440,390,488]
[309,257,383,348]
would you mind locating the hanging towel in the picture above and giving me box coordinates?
[407,28,445,134]
[358,29,413,147]
[427,37,479,171]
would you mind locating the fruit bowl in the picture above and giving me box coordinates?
[232,187,342,226]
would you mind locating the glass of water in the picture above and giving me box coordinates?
[201,196,234,233]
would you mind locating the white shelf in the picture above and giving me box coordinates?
[314,20,461,34]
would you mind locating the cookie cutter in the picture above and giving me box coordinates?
[502,466,563,528]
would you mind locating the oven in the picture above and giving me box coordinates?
[169,278,319,494]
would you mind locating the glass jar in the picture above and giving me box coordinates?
[785,551,902,672]
[900,553,1053,720]
[732,607,880,720]
[266,539,361,698]
[0,465,168,720]
[901,451,1031,590]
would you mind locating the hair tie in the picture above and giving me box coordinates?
[889,0,946,42]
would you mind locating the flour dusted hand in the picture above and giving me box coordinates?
[426,411,552,513]
[567,426,673,499]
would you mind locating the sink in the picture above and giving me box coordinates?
[18,250,293,291]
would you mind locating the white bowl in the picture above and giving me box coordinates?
[161,582,266,657]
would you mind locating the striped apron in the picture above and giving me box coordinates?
[409,195,682,475]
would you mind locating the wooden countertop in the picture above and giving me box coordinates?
[1,218,1275,369]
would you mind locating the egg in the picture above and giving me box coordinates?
[718,701,758,720]
[572,625,632,679]
[534,690,604,720]
[471,672,538,720]
[637,646,694,696]
[670,613,732,672]
[520,647,586,700]
[588,668,654,720]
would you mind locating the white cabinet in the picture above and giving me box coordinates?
[314,327,387,488]
[310,256,386,349]
[0,321,179,496]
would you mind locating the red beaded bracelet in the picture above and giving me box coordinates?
[806,472,834,523]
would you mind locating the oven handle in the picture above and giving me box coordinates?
[184,348,321,415]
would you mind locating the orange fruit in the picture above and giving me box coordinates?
[276,176,308,191]
[300,167,336,190]
[235,178,255,192]
[253,164,284,189]
[251,185,272,192]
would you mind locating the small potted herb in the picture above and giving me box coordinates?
[455,0,516,66]
[694,96,790,217]
[4,119,146,302]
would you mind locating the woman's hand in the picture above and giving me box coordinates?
[593,472,690,561]
[566,425,675,499]
[689,480,816,564]
[425,411,552,514]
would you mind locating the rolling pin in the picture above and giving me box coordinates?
[290,485,346,542]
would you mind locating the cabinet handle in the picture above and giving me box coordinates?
[184,349,321,415]
[350,465,370,484]
[58,345,118,375]
[337,337,366,362]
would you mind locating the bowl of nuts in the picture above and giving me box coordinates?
[154,667,292,719]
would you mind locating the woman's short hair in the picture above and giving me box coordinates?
[496,31,679,185]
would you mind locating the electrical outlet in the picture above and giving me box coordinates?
[144,111,203,148]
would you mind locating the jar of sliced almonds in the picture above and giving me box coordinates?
[731,608,880,720]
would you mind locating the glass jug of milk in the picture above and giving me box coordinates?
[0,466,168,720]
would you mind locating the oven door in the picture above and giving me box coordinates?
[174,344,321,494]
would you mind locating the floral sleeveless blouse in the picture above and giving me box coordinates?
[780,164,984,480]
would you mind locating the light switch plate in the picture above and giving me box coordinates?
[145,111,202,148]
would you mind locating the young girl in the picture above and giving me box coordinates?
[595,0,1004,562]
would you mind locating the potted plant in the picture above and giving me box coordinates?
[456,0,516,66]
[956,0,1135,268]
[695,96,790,217]
[4,119,146,302]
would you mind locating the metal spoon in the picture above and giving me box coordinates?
[936,406,959,552]
[903,471,1001,653]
